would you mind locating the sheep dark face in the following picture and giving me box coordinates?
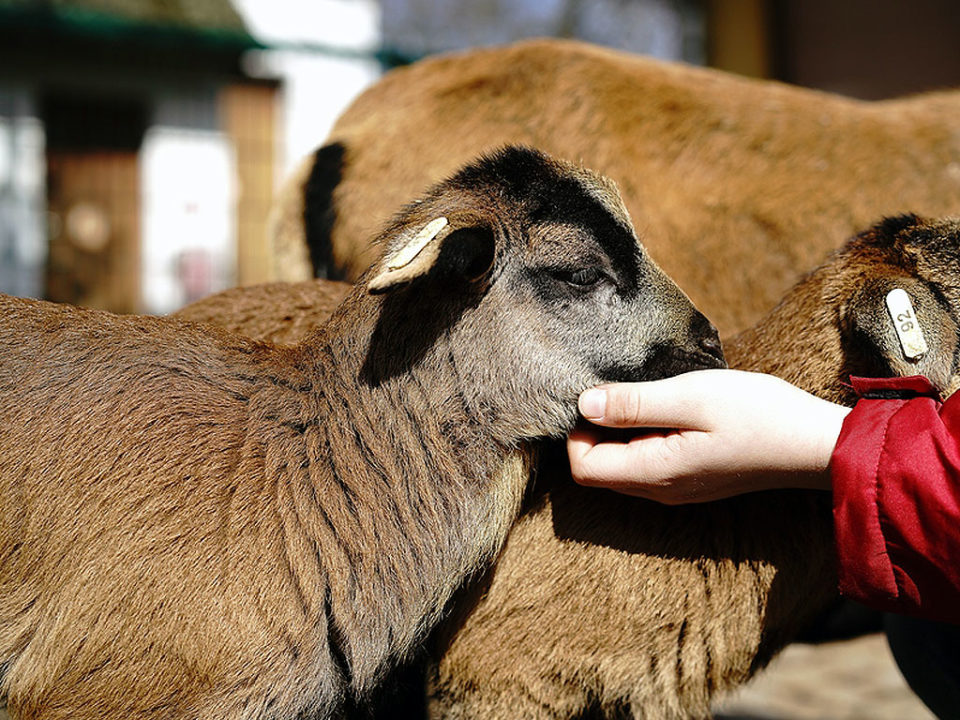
[364,147,724,439]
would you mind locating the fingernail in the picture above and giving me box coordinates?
[579,388,606,419]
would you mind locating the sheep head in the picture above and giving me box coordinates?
[358,146,725,441]
[840,214,960,397]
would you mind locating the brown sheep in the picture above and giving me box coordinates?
[270,37,960,337]
[181,214,960,718]
[0,147,723,720]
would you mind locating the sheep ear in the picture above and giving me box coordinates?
[843,279,960,394]
[367,216,495,294]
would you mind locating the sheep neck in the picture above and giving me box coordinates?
[268,292,532,698]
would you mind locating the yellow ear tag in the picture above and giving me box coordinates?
[885,288,928,360]
[385,217,449,270]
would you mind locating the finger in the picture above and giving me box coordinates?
[567,423,657,470]
[570,432,677,488]
[567,423,601,450]
[566,424,605,477]
[579,373,714,429]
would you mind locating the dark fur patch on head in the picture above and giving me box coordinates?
[859,213,960,269]
[849,214,925,272]
[875,213,923,240]
[441,146,642,293]
[304,142,347,279]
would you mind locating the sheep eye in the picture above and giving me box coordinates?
[554,267,602,287]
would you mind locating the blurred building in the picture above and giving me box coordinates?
[231,0,381,178]
[0,0,277,313]
[379,0,960,99]
[380,0,706,65]
[710,0,960,99]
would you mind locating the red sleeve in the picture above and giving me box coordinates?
[831,375,960,624]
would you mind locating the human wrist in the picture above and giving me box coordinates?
[796,402,851,491]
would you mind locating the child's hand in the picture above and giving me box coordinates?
[568,369,850,504]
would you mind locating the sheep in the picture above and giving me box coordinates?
[270,37,960,338]
[0,146,725,720]
[178,213,960,718]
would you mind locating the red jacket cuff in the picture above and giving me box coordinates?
[847,375,939,398]
[831,376,960,623]
[832,395,905,607]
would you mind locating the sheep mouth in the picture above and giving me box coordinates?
[591,347,724,385]
[691,343,727,370]
[638,344,727,382]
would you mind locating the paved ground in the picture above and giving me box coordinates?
[713,634,935,720]
[0,634,934,719]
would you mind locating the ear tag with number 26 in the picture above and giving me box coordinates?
[885,288,928,360]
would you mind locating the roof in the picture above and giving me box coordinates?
[0,0,262,53]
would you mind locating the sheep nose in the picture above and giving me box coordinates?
[690,312,726,367]
[699,330,724,365]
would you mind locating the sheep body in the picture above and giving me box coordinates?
[182,215,960,718]
[175,280,350,345]
[0,147,722,719]
[273,38,960,337]
[0,290,530,719]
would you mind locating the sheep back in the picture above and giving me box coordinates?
[274,38,960,337]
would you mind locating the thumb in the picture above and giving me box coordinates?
[578,374,714,429]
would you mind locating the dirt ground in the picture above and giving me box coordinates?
[713,633,935,720]
[0,634,933,719]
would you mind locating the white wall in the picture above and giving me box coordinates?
[0,87,46,299]
[231,0,383,177]
[140,126,236,314]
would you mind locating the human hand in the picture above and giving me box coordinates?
[567,369,850,504]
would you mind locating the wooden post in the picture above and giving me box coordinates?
[45,150,140,313]
[706,0,773,79]
[219,81,279,286]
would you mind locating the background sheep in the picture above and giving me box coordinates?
[0,147,723,720]
[180,214,960,718]
[175,280,349,345]
[270,38,960,337]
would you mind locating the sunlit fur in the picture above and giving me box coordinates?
[184,215,960,719]
[270,38,960,337]
[0,147,719,719]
